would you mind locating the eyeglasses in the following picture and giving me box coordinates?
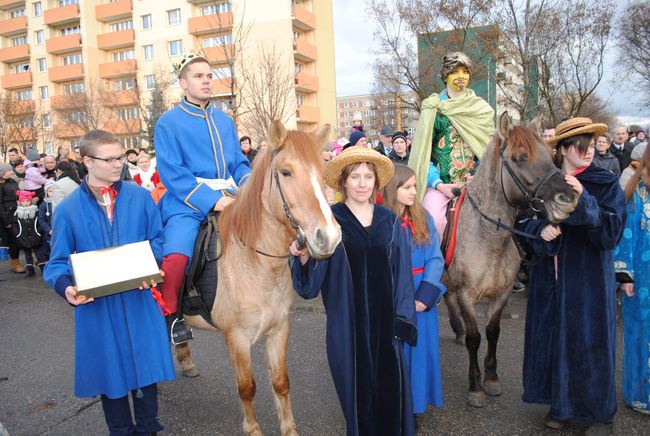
[88,155,126,164]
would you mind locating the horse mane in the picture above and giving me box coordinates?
[492,125,543,164]
[219,130,323,254]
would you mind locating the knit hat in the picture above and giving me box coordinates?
[44,180,55,194]
[17,190,35,202]
[0,163,12,178]
[391,131,408,144]
[631,143,647,161]
[26,149,40,162]
[349,130,366,146]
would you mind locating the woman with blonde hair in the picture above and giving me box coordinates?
[383,164,446,418]
[614,144,650,414]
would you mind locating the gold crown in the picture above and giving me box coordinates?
[172,52,209,77]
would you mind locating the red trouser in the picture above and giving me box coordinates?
[160,253,189,314]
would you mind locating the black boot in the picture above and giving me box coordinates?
[165,314,193,345]
[512,278,525,293]
[25,264,35,277]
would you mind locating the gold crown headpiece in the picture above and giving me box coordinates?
[172,52,209,77]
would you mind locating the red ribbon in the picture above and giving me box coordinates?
[150,286,172,316]
[412,267,424,276]
[401,212,414,234]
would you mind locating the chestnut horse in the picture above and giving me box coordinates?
[176,121,341,435]
[443,113,578,407]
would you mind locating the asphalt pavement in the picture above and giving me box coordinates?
[0,262,647,435]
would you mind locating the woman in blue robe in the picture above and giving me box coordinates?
[615,144,650,414]
[290,147,417,436]
[382,164,446,414]
[515,119,626,432]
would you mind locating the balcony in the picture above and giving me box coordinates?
[98,59,136,79]
[292,4,315,31]
[51,94,85,111]
[0,15,27,37]
[203,44,234,64]
[48,63,84,82]
[293,39,317,62]
[102,89,138,107]
[11,99,35,115]
[44,3,80,26]
[46,34,82,55]
[0,44,29,63]
[188,12,232,35]
[0,0,25,10]
[97,29,135,50]
[96,0,132,22]
[103,118,141,135]
[295,72,318,93]
[296,105,319,124]
[211,78,233,96]
[1,71,31,89]
[54,122,84,139]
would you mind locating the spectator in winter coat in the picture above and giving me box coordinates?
[13,159,27,189]
[12,190,47,276]
[38,181,56,259]
[42,155,57,180]
[389,131,410,163]
[24,165,49,202]
[0,163,25,273]
[133,154,160,192]
[609,125,636,171]
[592,133,621,176]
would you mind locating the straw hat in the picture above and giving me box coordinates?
[324,147,394,190]
[547,117,609,146]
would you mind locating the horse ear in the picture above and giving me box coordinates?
[498,111,513,140]
[311,124,331,148]
[268,120,288,150]
[527,115,543,135]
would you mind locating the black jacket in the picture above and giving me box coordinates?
[592,152,621,176]
[609,142,635,171]
[0,179,19,227]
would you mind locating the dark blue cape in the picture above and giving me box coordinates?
[292,204,417,436]
[516,165,626,423]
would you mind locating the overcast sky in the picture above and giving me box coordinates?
[332,0,650,127]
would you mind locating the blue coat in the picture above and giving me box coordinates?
[515,165,626,423]
[292,204,417,436]
[44,181,175,399]
[402,214,446,413]
[154,98,251,258]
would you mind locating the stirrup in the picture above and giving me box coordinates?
[170,317,194,345]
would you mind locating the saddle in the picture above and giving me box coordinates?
[177,212,221,328]
[440,189,466,268]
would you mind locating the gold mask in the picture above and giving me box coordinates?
[446,67,471,93]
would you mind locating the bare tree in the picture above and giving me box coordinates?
[138,69,172,150]
[238,44,295,143]
[618,1,650,105]
[0,92,41,153]
[52,77,112,134]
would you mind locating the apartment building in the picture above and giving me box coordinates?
[0,0,335,154]
[336,92,420,139]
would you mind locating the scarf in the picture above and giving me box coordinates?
[137,167,157,191]
[15,205,38,220]
[89,184,118,222]
[408,89,495,200]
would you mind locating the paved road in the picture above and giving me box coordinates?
[0,263,647,435]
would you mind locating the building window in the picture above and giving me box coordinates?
[143,44,154,60]
[296,93,305,107]
[112,49,134,62]
[343,101,349,108]
[60,25,81,36]
[167,8,181,26]
[201,2,231,15]
[142,14,152,30]
[33,2,41,17]
[12,36,27,46]
[20,117,35,128]
[113,78,136,91]
[43,113,51,128]
[145,74,155,90]
[62,53,82,65]
[39,86,48,100]
[203,34,232,48]
[117,107,139,120]
[17,89,33,100]
[10,8,26,18]
[109,20,133,32]
[45,142,53,155]
[14,63,30,73]
[34,30,44,45]
[67,111,84,123]
[212,66,232,78]
[63,82,84,94]
[168,40,183,56]
[58,0,79,6]
[37,58,46,72]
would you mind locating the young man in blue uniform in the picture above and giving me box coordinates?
[154,55,251,342]
[44,130,175,435]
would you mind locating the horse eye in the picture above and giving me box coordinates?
[280,170,292,177]
[512,153,528,164]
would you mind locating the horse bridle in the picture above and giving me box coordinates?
[498,139,560,213]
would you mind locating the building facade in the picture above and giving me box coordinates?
[0,0,335,154]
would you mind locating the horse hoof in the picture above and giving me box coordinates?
[484,380,502,396]
[455,335,465,345]
[467,391,486,408]
[182,365,200,378]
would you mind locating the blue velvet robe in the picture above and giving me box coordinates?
[291,204,417,436]
[44,181,176,399]
[614,182,650,413]
[515,165,626,423]
[154,98,251,258]
[402,214,446,413]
